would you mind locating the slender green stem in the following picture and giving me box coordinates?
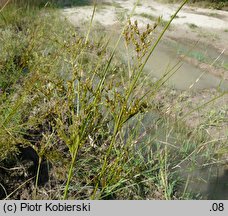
[0,0,11,13]
[33,156,42,199]
[63,135,80,200]
[91,122,120,199]
[4,177,35,200]
[92,103,125,199]
[85,0,97,44]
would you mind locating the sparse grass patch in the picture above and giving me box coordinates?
[187,23,198,29]
[201,106,227,128]
[198,30,219,41]
[138,13,170,27]
[102,1,123,8]
[208,12,219,17]
[222,62,228,70]
[139,12,156,21]
[189,51,205,61]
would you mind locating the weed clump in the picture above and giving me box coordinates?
[0,4,163,200]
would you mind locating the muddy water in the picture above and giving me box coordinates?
[112,34,228,91]
[145,41,228,91]
[181,165,228,199]
[108,31,228,199]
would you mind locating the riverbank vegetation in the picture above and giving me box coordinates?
[0,0,227,200]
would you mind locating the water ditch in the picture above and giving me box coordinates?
[111,32,228,91]
[106,29,228,199]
